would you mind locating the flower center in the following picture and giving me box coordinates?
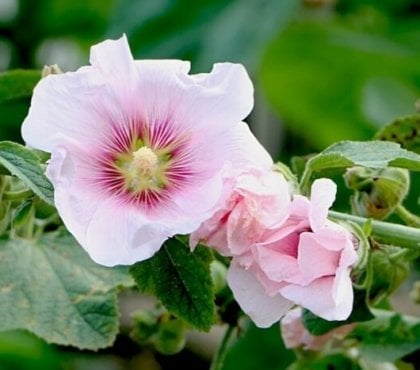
[129,147,159,179]
[115,145,171,194]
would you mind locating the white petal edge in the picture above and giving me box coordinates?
[227,261,293,328]
[309,178,337,231]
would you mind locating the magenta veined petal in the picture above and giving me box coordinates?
[22,35,267,266]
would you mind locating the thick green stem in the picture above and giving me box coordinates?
[329,211,420,251]
[210,325,235,370]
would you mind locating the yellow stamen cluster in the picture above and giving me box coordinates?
[116,145,170,193]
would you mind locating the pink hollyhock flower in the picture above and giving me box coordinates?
[22,35,271,266]
[227,179,359,327]
[281,307,354,350]
[190,168,291,257]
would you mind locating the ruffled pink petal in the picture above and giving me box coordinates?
[254,245,299,282]
[227,262,293,328]
[296,232,340,285]
[280,274,352,321]
[257,226,301,258]
[309,179,337,231]
[339,239,359,268]
[236,169,290,228]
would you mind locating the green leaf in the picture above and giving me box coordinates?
[223,322,295,370]
[0,141,54,205]
[0,70,40,104]
[302,289,374,336]
[367,245,410,304]
[374,114,420,154]
[0,231,133,350]
[300,141,420,192]
[351,309,420,363]
[195,0,298,70]
[130,238,215,331]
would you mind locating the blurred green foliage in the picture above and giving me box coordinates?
[0,0,419,369]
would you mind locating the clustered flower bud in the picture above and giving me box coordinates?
[344,166,409,220]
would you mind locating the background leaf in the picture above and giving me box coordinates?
[0,231,133,350]
[0,70,40,104]
[108,0,297,72]
[260,19,420,149]
[367,246,410,304]
[0,141,54,205]
[130,239,215,331]
[350,310,420,363]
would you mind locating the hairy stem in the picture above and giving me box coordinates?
[329,211,420,251]
[210,325,235,370]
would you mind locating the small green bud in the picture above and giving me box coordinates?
[211,260,227,295]
[344,166,409,220]
[154,318,186,355]
[131,309,160,343]
[131,308,186,355]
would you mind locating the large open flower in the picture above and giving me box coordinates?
[22,36,271,266]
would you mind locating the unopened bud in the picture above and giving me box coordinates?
[344,167,409,220]
[154,319,186,355]
[131,309,160,343]
[131,309,186,355]
[211,260,227,295]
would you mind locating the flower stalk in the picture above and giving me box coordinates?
[210,325,236,370]
[329,211,420,251]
